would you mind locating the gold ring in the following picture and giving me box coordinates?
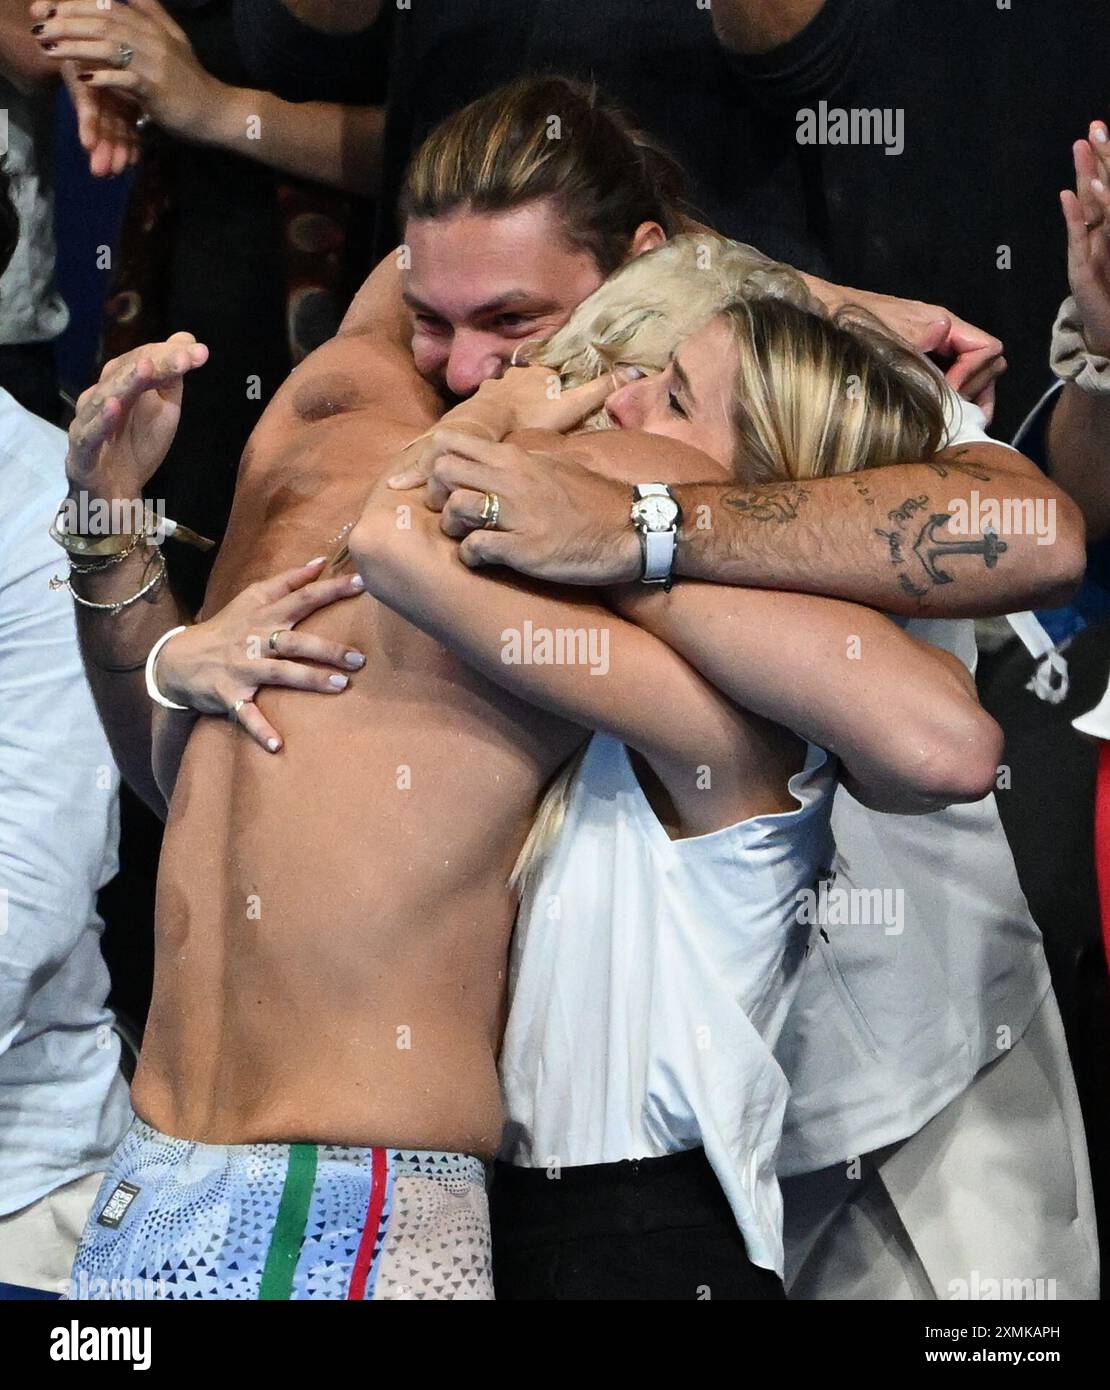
[268,630,283,654]
[228,698,246,723]
[479,491,501,530]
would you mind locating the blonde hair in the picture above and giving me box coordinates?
[509,234,949,894]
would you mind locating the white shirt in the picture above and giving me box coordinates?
[500,735,836,1275]
[0,387,131,1214]
[776,395,1053,1173]
[776,613,1051,1174]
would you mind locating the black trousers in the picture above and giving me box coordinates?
[490,1147,785,1301]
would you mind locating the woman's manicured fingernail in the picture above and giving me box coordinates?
[1094,126,1108,143]
[267,738,281,752]
[387,473,416,488]
[345,652,365,668]
[1093,179,1106,194]
[306,555,327,566]
[349,574,365,591]
[329,674,349,689]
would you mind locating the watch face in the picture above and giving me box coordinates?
[633,495,679,531]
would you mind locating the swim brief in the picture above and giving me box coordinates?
[68,1119,492,1300]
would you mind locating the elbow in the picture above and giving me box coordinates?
[1031,492,1087,609]
[906,710,1004,812]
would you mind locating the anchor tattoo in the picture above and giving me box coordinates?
[911,513,1008,585]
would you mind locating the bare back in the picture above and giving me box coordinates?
[133,339,586,1157]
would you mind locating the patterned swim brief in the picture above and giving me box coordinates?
[68,1119,493,1300]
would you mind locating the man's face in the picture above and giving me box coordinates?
[404,200,607,400]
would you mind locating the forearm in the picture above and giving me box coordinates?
[609,581,1001,812]
[673,446,1084,617]
[68,530,190,818]
[712,0,827,54]
[197,86,384,197]
[350,487,753,823]
[1047,383,1110,542]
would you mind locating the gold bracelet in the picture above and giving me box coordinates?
[51,549,168,613]
[50,520,142,558]
[67,532,149,573]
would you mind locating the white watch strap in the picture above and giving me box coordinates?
[642,528,676,582]
[145,626,190,711]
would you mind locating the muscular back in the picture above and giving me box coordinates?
[134,332,586,1157]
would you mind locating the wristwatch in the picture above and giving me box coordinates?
[630,484,682,588]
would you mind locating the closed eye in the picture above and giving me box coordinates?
[488,313,539,334]
[414,314,451,336]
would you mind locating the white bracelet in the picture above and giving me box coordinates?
[145,626,190,710]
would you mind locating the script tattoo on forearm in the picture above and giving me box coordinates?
[875,528,905,564]
[923,446,993,483]
[886,494,929,527]
[721,485,811,523]
[850,475,876,506]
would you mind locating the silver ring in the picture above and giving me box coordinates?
[115,42,134,70]
[268,630,283,654]
[479,491,501,530]
[227,698,246,723]
[134,113,153,132]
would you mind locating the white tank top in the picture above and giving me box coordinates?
[499,734,836,1274]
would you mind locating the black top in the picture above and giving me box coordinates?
[234,0,1110,436]
[371,0,863,273]
[234,0,856,275]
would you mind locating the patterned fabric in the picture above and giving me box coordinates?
[68,1120,493,1300]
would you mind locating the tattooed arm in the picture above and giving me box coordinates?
[423,430,1084,618]
[671,441,1083,617]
